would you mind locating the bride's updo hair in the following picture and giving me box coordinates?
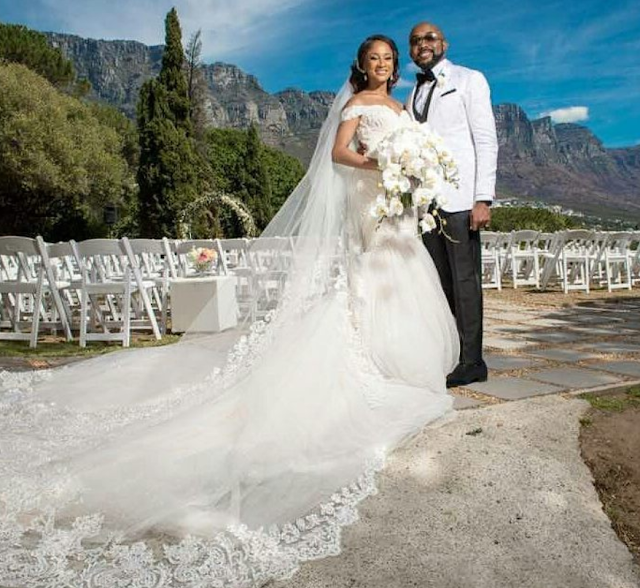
[350,34,400,93]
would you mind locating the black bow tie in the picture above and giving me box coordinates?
[416,69,436,88]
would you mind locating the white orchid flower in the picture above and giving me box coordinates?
[370,195,389,219]
[397,176,411,193]
[412,187,435,207]
[420,213,438,233]
[421,168,440,190]
[388,197,404,217]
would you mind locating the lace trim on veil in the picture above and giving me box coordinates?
[0,270,392,588]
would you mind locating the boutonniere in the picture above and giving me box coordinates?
[437,73,446,88]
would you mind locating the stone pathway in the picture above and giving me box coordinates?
[451,296,640,409]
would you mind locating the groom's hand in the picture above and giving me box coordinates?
[470,202,491,231]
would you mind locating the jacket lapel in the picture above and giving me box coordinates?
[428,61,454,121]
[406,86,418,121]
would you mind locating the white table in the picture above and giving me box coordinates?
[169,276,238,333]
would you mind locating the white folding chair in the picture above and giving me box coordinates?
[480,232,502,290]
[35,237,75,340]
[509,230,540,288]
[218,238,254,319]
[122,238,175,335]
[586,232,610,286]
[538,232,566,290]
[559,230,595,293]
[627,231,640,287]
[248,237,294,318]
[496,231,514,276]
[73,239,161,347]
[602,232,632,292]
[0,236,72,347]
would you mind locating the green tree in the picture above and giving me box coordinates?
[88,102,141,235]
[184,29,209,140]
[0,63,132,239]
[136,80,201,237]
[238,123,273,230]
[262,146,305,212]
[204,126,304,236]
[0,23,74,86]
[136,8,203,238]
[489,206,582,232]
[158,8,190,132]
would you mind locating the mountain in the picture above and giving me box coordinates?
[494,104,640,217]
[45,33,640,220]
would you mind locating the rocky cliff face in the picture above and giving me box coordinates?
[46,32,163,118]
[494,104,639,215]
[45,33,640,219]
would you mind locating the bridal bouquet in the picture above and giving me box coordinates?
[370,119,459,234]
[187,247,218,273]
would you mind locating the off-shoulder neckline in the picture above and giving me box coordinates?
[343,103,404,117]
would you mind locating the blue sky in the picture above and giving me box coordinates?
[1,0,638,147]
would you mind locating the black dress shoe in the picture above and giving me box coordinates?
[446,361,488,388]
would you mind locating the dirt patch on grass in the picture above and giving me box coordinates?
[580,388,640,562]
[485,287,640,309]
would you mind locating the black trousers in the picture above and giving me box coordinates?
[422,210,484,365]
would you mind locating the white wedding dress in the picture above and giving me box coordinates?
[0,99,459,587]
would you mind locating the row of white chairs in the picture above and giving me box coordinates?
[0,236,294,347]
[481,230,640,293]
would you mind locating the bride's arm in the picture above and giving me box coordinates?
[331,118,378,170]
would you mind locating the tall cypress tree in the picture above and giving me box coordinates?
[185,29,209,141]
[136,8,200,237]
[158,8,191,132]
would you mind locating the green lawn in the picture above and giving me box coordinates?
[0,334,181,358]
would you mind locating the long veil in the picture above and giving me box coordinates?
[0,81,380,587]
[0,78,458,586]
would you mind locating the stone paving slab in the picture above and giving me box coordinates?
[586,360,640,378]
[521,331,583,344]
[464,377,565,400]
[485,354,544,371]
[567,326,627,336]
[579,342,640,354]
[568,313,624,323]
[528,366,623,389]
[486,312,540,323]
[525,348,600,363]
[484,337,538,351]
[526,317,573,327]
[488,324,540,334]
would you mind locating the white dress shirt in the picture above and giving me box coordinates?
[406,58,499,213]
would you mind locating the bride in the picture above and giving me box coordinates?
[0,35,458,587]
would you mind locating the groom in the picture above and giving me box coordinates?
[407,21,498,388]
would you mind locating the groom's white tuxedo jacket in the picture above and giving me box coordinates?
[405,59,498,213]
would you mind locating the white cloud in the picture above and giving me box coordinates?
[540,106,589,124]
[40,0,311,58]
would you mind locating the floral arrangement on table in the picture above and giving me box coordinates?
[370,119,459,235]
[187,247,218,274]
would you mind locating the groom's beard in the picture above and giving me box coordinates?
[417,48,445,71]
